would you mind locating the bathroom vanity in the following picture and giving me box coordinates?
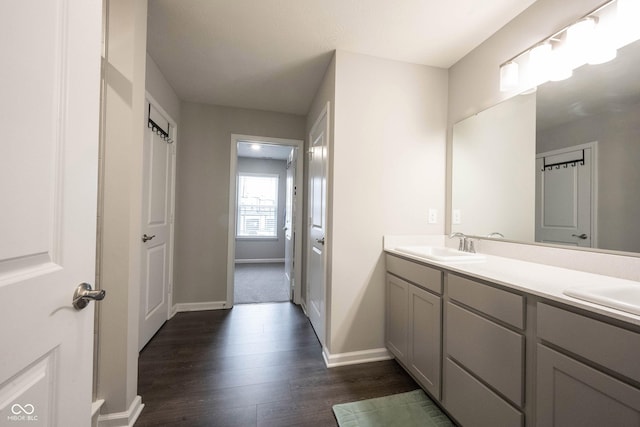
[384,244,640,427]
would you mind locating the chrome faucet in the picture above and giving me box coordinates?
[487,232,504,238]
[449,232,476,253]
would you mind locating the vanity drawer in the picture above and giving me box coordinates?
[386,254,442,294]
[448,273,524,329]
[447,302,524,407]
[444,358,524,427]
[537,303,640,383]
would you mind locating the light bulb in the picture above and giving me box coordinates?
[500,62,519,92]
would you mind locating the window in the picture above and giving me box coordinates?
[236,173,279,238]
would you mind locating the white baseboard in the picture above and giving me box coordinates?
[173,301,228,312]
[97,395,144,427]
[91,399,105,427]
[322,347,393,368]
[234,258,285,264]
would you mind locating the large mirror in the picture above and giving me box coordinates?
[452,38,640,255]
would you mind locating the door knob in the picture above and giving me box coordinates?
[316,237,325,245]
[72,283,106,310]
[142,234,156,242]
[572,233,588,239]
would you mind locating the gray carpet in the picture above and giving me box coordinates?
[234,262,290,304]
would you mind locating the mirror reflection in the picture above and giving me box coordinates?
[452,38,640,254]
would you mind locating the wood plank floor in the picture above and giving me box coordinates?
[136,302,418,426]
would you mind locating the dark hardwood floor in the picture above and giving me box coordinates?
[136,302,418,426]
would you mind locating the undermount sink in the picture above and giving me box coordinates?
[394,246,485,262]
[564,284,640,316]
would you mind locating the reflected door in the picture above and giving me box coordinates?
[536,145,595,247]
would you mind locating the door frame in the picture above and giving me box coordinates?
[140,92,178,336]
[536,141,598,248]
[305,102,330,346]
[227,134,304,307]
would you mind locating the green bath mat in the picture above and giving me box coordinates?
[333,389,454,427]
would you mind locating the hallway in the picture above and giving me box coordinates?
[136,303,417,426]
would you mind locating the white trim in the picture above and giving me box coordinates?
[322,347,393,368]
[142,91,178,342]
[91,399,105,427]
[228,135,305,308]
[306,102,331,348]
[174,301,228,312]
[234,258,285,264]
[97,395,144,427]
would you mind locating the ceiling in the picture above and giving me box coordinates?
[147,0,538,115]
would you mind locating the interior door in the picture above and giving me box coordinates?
[0,1,102,425]
[284,150,296,300]
[307,106,329,345]
[536,145,594,247]
[139,102,175,350]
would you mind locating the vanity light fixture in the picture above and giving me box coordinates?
[251,143,261,151]
[499,61,519,92]
[617,0,640,45]
[498,0,637,92]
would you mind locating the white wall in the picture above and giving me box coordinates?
[452,93,536,241]
[145,53,180,123]
[327,50,448,355]
[174,103,305,304]
[448,0,640,281]
[96,0,147,419]
[305,53,336,307]
[235,157,288,261]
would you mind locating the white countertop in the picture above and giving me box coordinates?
[384,237,640,327]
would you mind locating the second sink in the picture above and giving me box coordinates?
[564,284,640,316]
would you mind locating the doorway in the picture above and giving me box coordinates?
[227,135,304,306]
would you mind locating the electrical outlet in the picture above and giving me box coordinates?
[453,209,462,225]
[428,208,437,224]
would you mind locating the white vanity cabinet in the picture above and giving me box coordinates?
[536,303,640,426]
[386,254,443,400]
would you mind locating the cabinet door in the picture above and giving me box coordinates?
[386,274,409,362]
[537,344,640,427]
[408,285,442,399]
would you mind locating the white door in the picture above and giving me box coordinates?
[284,150,296,299]
[139,102,175,350]
[536,144,596,247]
[307,105,329,345]
[0,1,102,425]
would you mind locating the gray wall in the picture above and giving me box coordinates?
[235,157,288,261]
[305,53,336,311]
[309,50,449,356]
[145,53,181,122]
[174,102,305,304]
[537,102,640,253]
